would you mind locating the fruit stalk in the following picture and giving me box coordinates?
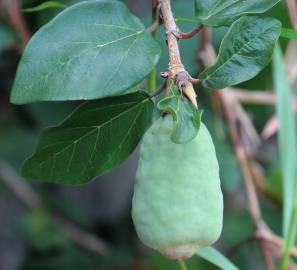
[148,0,159,92]
[178,259,188,270]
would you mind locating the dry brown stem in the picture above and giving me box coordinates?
[2,0,30,46]
[198,26,297,269]
[159,0,198,108]
[0,161,111,255]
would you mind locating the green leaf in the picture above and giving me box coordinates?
[281,28,297,40]
[273,43,297,239]
[195,0,280,27]
[21,91,154,184]
[23,1,66,13]
[199,16,281,89]
[11,0,161,104]
[157,82,202,144]
[196,247,239,270]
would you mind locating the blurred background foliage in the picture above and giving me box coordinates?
[0,0,296,269]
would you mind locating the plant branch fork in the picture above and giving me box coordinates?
[159,0,200,108]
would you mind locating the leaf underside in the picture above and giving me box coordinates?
[199,16,281,89]
[157,82,202,144]
[197,247,239,270]
[21,91,154,185]
[195,0,280,27]
[11,0,161,104]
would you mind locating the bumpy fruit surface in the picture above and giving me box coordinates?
[132,116,223,259]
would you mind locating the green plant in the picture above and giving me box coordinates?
[9,0,297,269]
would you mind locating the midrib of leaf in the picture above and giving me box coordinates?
[96,30,143,48]
[77,101,139,118]
[37,98,150,173]
[98,104,145,174]
[93,23,135,32]
[24,30,144,96]
[103,33,142,90]
[202,22,275,81]
[37,101,140,151]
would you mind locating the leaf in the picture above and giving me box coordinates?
[199,16,281,89]
[280,28,297,40]
[21,91,154,184]
[196,247,239,270]
[272,43,297,239]
[11,0,161,104]
[23,1,66,13]
[195,0,280,27]
[157,82,202,144]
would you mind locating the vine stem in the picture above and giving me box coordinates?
[280,207,297,270]
[2,0,31,46]
[198,27,277,270]
[0,160,111,255]
[159,0,198,107]
[177,259,188,270]
[148,0,158,92]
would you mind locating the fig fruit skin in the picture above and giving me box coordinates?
[132,116,223,259]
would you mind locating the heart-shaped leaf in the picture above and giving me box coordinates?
[157,82,202,144]
[195,0,280,27]
[199,16,281,89]
[11,0,161,104]
[22,91,154,184]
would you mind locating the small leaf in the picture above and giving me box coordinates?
[11,0,161,104]
[21,91,154,184]
[197,247,239,270]
[195,0,280,27]
[273,43,297,239]
[23,1,66,13]
[199,16,281,89]
[157,82,202,144]
[280,28,297,40]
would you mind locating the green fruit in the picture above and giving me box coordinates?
[132,116,223,259]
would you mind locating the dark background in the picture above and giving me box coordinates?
[0,0,295,269]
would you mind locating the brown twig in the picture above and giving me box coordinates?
[197,28,284,269]
[0,160,111,255]
[286,0,297,29]
[260,0,297,141]
[176,24,203,40]
[227,89,275,104]
[223,83,276,270]
[148,19,161,33]
[222,88,297,140]
[0,161,41,208]
[159,0,197,108]
[2,0,31,46]
[149,81,167,98]
[261,97,297,139]
[148,1,162,33]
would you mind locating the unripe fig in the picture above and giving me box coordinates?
[132,116,223,259]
